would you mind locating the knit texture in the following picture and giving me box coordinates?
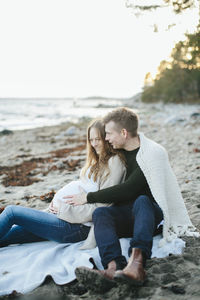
[57,154,126,249]
[137,132,199,246]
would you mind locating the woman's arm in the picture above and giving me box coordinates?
[57,155,126,222]
[99,155,126,189]
[63,155,126,206]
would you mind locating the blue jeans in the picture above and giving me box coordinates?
[92,195,163,269]
[0,205,90,247]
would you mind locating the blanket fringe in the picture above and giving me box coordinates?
[159,226,200,248]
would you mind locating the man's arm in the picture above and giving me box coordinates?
[87,166,149,204]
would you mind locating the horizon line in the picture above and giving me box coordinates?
[0,93,141,101]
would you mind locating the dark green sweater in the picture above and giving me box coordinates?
[87,148,154,205]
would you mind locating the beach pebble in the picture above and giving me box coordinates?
[4,190,12,194]
[64,126,78,136]
[23,191,32,199]
[0,129,13,136]
[190,112,200,118]
[164,115,187,125]
[55,126,78,139]
[55,161,65,169]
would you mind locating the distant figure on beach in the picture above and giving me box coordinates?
[0,119,126,249]
[66,107,198,288]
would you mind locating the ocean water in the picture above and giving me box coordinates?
[0,98,123,131]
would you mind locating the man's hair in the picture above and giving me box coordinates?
[103,107,139,137]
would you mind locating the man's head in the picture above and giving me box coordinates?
[103,107,139,149]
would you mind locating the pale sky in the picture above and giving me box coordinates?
[0,0,198,98]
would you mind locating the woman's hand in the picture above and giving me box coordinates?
[48,201,59,214]
[63,187,87,206]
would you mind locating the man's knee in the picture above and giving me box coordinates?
[92,206,110,222]
[133,195,152,211]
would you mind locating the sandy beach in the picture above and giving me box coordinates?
[0,98,200,299]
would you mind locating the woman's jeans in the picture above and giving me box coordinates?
[93,195,163,269]
[0,205,90,247]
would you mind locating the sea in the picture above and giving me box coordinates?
[0,97,125,131]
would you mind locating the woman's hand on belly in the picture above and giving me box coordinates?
[48,200,59,214]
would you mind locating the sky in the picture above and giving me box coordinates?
[0,0,198,98]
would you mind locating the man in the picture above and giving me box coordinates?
[65,107,197,288]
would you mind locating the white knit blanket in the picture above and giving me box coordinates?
[137,133,199,245]
[0,235,185,296]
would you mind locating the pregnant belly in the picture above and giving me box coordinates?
[52,180,98,207]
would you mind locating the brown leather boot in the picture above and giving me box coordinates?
[99,260,118,280]
[114,248,146,286]
[75,260,118,292]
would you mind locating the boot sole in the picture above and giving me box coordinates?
[75,267,117,293]
[114,272,145,287]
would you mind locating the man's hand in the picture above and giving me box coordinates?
[63,186,87,206]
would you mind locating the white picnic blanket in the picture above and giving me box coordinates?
[0,235,185,296]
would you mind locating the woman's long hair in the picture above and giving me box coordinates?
[81,118,124,182]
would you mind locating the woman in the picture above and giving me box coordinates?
[0,119,126,249]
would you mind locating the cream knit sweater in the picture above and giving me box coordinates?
[137,132,199,246]
[57,154,126,249]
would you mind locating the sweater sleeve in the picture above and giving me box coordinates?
[87,164,149,204]
[99,155,126,189]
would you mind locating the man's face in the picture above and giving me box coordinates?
[105,121,125,149]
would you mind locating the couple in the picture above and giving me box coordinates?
[0,107,197,288]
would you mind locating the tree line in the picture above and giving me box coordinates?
[128,0,200,103]
[142,25,200,103]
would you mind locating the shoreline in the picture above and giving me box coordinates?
[0,97,124,132]
[1,97,199,133]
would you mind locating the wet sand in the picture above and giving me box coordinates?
[0,99,200,299]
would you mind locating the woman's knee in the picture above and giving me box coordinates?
[4,205,24,220]
[4,205,15,216]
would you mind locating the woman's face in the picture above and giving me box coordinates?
[89,127,103,155]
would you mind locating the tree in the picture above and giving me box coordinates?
[142,26,200,103]
[126,0,196,15]
[144,72,154,87]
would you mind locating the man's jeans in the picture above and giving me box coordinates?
[92,195,163,269]
[0,205,90,247]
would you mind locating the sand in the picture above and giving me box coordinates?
[0,99,200,299]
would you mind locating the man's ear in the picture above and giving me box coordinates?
[121,128,128,138]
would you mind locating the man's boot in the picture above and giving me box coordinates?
[114,248,146,286]
[75,260,123,293]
